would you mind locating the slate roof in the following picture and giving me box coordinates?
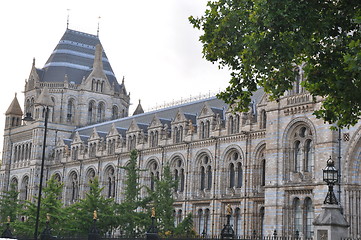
[36,29,122,92]
[6,94,23,115]
[72,87,265,142]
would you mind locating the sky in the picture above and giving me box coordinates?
[0,0,231,149]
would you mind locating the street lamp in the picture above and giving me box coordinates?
[24,87,53,240]
[323,157,339,205]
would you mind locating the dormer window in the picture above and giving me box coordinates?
[150,131,159,148]
[174,126,183,143]
[91,78,105,93]
[229,114,240,134]
[260,110,267,129]
[200,120,210,139]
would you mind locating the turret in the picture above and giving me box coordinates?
[5,93,23,129]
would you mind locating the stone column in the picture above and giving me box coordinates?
[313,204,349,240]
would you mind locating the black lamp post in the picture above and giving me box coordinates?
[221,204,234,239]
[34,106,50,240]
[323,157,339,205]
[146,207,159,240]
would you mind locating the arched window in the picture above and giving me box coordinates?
[149,161,159,191]
[88,101,95,123]
[229,116,234,134]
[174,126,183,143]
[30,98,35,117]
[261,159,266,186]
[112,105,119,120]
[234,208,242,237]
[229,115,240,134]
[176,210,182,226]
[128,135,136,150]
[200,122,205,139]
[204,208,210,236]
[229,163,235,188]
[294,141,301,172]
[10,178,18,194]
[97,102,105,122]
[71,146,79,160]
[294,198,302,235]
[82,169,96,199]
[25,99,31,117]
[108,139,116,155]
[205,120,210,138]
[235,115,240,133]
[100,81,104,92]
[150,131,159,147]
[200,166,206,190]
[207,166,212,190]
[198,209,204,235]
[199,154,212,191]
[289,125,314,175]
[304,198,314,238]
[67,99,75,123]
[106,167,116,198]
[68,172,79,203]
[92,79,96,91]
[172,158,185,192]
[89,143,97,158]
[259,207,265,237]
[226,150,243,189]
[53,173,61,183]
[304,140,313,172]
[20,176,29,201]
[171,157,185,192]
[237,162,243,188]
[260,110,267,129]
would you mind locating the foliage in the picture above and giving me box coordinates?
[64,177,117,236]
[13,175,65,237]
[150,164,177,235]
[117,149,150,237]
[190,0,361,128]
[173,213,197,238]
[0,183,20,224]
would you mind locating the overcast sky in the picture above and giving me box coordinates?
[0,0,230,147]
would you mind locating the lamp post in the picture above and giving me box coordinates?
[323,157,339,205]
[33,106,50,240]
[221,204,234,239]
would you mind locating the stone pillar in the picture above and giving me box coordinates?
[313,204,349,240]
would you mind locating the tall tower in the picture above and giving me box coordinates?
[0,28,130,196]
[24,29,130,126]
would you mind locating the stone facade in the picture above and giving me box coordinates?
[1,28,361,238]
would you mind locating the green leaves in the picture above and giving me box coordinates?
[191,0,361,128]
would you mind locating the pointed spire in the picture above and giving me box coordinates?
[133,99,144,116]
[32,58,36,67]
[5,93,23,116]
[36,87,54,107]
[93,44,104,71]
[97,16,101,37]
[67,9,70,29]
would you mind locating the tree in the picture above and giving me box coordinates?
[173,213,197,238]
[190,1,361,128]
[0,184,20,223]
[117,149,149,237]
[13,175,65,237]
[150,164,177,235]
[64,177,117,236]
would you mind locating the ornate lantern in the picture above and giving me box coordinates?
[323,157,338,204]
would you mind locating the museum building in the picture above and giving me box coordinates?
[1,28,361,238]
